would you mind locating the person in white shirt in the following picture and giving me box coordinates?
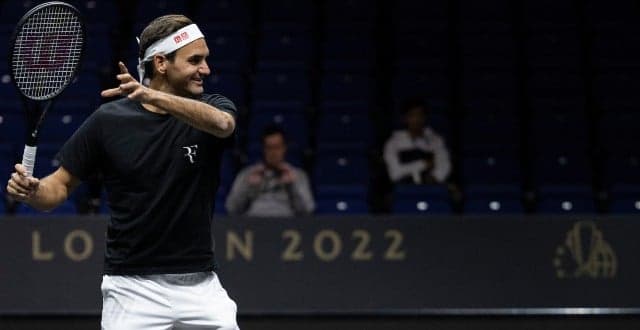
[383,100,451,184]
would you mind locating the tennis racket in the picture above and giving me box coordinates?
[8,1,85,177]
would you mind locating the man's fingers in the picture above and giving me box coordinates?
[101,87,122,98]
[116,73,133,82]
[14,164,28,176]
[7,179,30,196]
[118,61,129,74]
[11,172,31,188]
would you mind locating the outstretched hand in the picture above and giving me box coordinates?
[101,62,152,102]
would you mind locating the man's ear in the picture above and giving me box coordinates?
[153,54,168,75]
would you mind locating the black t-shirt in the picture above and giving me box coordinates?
[57,94,236,275]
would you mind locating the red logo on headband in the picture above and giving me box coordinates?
[173,32,190,44]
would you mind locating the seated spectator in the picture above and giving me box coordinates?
[225,125,315,217]
[383,99,451,184]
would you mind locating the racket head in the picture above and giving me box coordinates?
[8,1,86,101]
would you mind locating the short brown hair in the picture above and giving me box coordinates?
[138,15,193,79]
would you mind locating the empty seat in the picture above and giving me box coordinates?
[392,184,451,214]
[464,184,523,214]
[536,184,595,213]
[314,146,369,185]
[315,185,368,214]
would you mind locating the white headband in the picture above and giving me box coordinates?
[137,24,204,82]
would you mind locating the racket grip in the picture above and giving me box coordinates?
[22,145,37,177]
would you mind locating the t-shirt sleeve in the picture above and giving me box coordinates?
[201,94,237,119]
[55,110,103,181]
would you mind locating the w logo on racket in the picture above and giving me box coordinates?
[183,145,198,164]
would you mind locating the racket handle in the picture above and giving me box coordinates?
[22,145,37,177]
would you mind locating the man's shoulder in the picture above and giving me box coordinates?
[94,97,137,117]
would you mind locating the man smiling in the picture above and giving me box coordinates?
[6,15,240,329]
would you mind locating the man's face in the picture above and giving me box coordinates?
[263,133,287,168]
[405,106,426,132]
[164,38,210,98]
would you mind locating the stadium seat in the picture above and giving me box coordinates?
[532,152,592,185]
[205,73,246,107]
[0,114,26,145]
[320,72,373,102]
[316,113,373,147]
[462,153,521,185]
[609,184,640,214]
[38,114,88,144]
[134,0,187,25]
[392,184,451,214]
[199,29,249,72]
[247,110,309,149]
[315,185,368,214]
[314,145,369,185]
[464,184,523,214]
[252,72,311,104]
[536,184,595,213]
[193,0,251,27]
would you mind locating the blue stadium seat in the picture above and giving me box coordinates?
[205,73,245,106]
[218,150,236,193]
[530,111,588,150]
[0,114,26,145]
[38,114,87,144]
[260,0,314,23]
[320,72,373,102]
[200,29,249,72]
[603,153,640,186]
[393,1,448,24]
[462,153,521,185]
[323,32,375,72]
[315,185,368,214]
[252,72,311,104]
[134,0,187,25]
[247,105,309,148]
[522,0,578,26]
[528,70,584,99]
[325,0,375,23]
[609,184,640,214]
[462,70,516,101]
[316,113,373,147]
[461,112,519,153]
[532,152,592,185]
[392,184,451,214]
[526,28,580,69]
[598,112,640,154]
[459,0,512,22]
[314,146,369,185]
[193,0,251,27]
[393,25,448,65]
[536,184,595,214]
[464,184,523,214]
[392,71,450,112]
[258,30,312,71]
[33,143,63,178]
[0,143,16,176]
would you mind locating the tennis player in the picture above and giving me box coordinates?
[6,15,239,330]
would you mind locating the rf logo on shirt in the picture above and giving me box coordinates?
[182,145,198,164]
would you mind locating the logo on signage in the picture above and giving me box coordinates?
[553,221,617,279]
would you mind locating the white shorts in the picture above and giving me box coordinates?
[100,271,239,330]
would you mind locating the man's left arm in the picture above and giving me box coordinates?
[148,91,235,137]
[101,62,235,138]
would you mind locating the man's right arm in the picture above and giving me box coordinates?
[6,165,80,212]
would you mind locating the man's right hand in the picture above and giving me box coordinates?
[246,164,265,186]
[6,164,40,202]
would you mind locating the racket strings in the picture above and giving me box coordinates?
[11,5,84,100]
